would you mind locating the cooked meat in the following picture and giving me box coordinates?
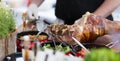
[49,12,120,45]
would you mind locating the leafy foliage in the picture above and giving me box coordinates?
[0,3,16,39]
[85,48,120,61]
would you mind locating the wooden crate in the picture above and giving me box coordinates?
[0,31,17,61]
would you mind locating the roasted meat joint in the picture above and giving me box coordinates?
[49,12,120,45]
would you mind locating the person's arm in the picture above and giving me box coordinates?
[30,0,44,6]
[27,0,45,20]
[93,0,120,18]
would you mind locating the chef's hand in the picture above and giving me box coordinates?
[27,3,38,21]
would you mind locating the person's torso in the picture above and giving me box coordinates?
[55,0,105,24]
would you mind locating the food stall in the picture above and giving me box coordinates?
[0,0,120,61]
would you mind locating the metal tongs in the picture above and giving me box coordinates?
[33,17,48,56]
[49,32,78,55]
[72,37,90,53]
[36,16,47,37]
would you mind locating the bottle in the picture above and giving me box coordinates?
[22,13,27,31]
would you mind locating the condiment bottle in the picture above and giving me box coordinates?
[22,13,27,31]
[22,35,30,61]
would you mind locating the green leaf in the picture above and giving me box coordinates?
[0,3,16,39]
[85,48,120,61]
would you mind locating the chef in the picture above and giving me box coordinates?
[27,0,120,25]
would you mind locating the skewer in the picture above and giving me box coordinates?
[49,32,57,48]
[72,37,90,53]
[105,40,119,48]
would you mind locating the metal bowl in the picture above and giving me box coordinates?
[17,31,49,52]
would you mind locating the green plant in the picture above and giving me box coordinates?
[85,48,120,61]
[0,3,16,39]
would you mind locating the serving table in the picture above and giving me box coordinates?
[2,6,120,61]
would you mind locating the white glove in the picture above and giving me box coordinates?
[27,3,38,21]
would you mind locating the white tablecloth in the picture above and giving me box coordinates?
[16,57,24,61]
